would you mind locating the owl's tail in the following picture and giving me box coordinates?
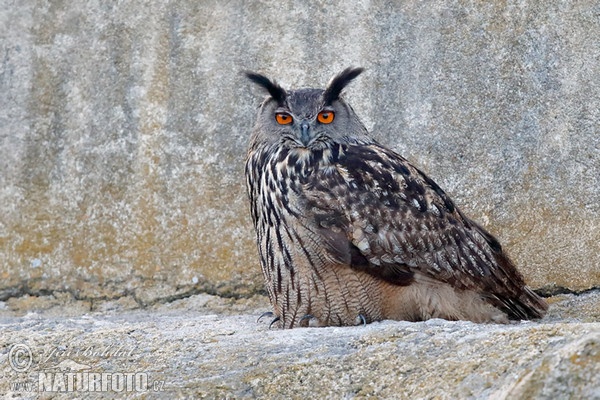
[487,251,549,320]
[472,221,549,321]
[491,285,548,320]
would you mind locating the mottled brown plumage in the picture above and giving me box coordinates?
[245,67,548,329]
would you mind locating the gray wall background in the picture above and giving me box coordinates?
[1,0,599,304]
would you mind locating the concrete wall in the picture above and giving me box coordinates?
[1,0,599,304]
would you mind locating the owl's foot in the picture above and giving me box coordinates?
[257,311,280,329]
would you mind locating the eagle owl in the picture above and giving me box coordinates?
[245,67,547,328]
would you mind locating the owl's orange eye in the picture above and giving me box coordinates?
[317,111,335,124]
[275,113,293,125]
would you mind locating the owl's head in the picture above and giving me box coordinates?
[246,68,371,151]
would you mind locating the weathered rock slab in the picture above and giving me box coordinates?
[1,292,599,399]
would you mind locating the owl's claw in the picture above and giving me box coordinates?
[257,311,274,323]
[297,314,366,327]
[299,314,320,327]
[268,316,280,329]
[299,314,314,323]
[357,314,367,327]
[257,312,280,329]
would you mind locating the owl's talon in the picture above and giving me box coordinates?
[257,311,274,323]
[298,314,319,327]
[268,316,280,329]
[257,312,280,329]
[299,314,314,323]
[357,314,367,327]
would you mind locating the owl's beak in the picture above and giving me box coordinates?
[300,120,311,146]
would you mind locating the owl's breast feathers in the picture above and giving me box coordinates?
[275,142,546,320]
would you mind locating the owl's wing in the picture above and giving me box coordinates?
[305,143,546,319]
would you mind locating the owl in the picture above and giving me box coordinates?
[245,67,548,329]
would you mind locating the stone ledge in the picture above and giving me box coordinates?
[0,291,598,399]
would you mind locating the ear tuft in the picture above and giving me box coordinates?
[323,67,364,105]
[245,71,287,105]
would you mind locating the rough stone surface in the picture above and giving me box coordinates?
[1,292,599,399]
[1,2,599,303]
